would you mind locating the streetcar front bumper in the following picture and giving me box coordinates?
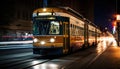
[33,47,63,55]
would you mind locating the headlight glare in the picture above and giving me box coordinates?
[40,41,45,45]
[33,38,38,42]
[50,38,55,43]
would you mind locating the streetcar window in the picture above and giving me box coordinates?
[49,21,60,34]
[33,20,61,35]
[33,21,39,35]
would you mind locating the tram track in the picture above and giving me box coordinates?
[0,43,109,69]
[0,53,33,64]
[0,56,34,66]
[3,59,52,69]
[21,59,52,69]
[0,44,58,69]
[0,54,58,69]
[0,44,108,69]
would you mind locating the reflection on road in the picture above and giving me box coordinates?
[96,36,117,54]
[33,63,59,69]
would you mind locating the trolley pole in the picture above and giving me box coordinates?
[43,0,47,8]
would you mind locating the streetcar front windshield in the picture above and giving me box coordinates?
[33,20,62,35]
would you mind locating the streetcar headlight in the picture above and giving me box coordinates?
[50,38,55,43]
[40,41,45,45]
[33,38,38,42]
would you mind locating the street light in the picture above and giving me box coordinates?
[116,14,120,46]
[117,14,120,21]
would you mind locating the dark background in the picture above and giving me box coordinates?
[0,0,119,33]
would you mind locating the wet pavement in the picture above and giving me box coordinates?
[64,45,120,69]
[86,45,120,69]
[0,36,119,69]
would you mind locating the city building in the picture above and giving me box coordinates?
[0,0,94,41]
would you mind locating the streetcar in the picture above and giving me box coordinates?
[32,7,101,55]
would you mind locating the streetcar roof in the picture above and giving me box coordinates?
[33,7,100,30]
[33,7,66,13]
[33,7,84,20]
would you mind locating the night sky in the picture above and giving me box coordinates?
[94,0,117,32]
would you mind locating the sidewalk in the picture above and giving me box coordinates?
[63,45,120,69]
[86,45,120,69]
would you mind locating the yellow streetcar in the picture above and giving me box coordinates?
[32,7,101,55]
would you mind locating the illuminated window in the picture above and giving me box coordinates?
[49,21,60,34]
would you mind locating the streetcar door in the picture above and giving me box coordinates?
[84,23,89,47]
[63,21,69,54]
